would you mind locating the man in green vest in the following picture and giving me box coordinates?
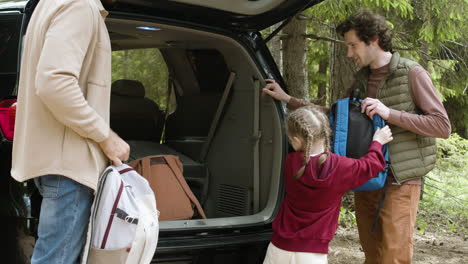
[262,9,451,264]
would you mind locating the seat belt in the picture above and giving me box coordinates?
[199,72,236,162]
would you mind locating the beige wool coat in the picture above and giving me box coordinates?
[12,0,112,191]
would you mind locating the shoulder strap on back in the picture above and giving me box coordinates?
[332,98,350,156]
[372,115,390,163]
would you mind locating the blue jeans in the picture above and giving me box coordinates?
[32,175,94,264]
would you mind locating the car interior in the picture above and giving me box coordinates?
[106,17,284,230]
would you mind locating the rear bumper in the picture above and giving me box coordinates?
[154,229,271,263]
[157,229,272,253]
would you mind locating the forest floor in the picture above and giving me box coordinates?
[328,227,468,263]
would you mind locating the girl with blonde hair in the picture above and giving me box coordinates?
[263,106,392,264]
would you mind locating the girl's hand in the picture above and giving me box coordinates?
[373,125,393,145]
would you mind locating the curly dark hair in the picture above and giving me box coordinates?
[336,9,393,52]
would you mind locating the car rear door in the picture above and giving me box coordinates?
[112,0,324,32]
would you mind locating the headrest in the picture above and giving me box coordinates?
[111,80,145,97]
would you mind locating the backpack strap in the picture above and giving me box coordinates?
[331,98,350,156]
[371,182,389,235]
[372,114,390,164]
[140,156,152,180]
[115,208,139,225]
[161,155,207,219]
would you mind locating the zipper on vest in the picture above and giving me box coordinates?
[389,165,401,185]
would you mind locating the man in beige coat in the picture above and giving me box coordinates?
[11,0,129,263]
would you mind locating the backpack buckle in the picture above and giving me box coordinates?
[124,215,139,225]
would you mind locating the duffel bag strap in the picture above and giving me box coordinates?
[162,156,207,219]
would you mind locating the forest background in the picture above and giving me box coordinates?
[263,1,467,261]
[262,0,467,237]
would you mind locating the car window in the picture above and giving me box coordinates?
[186,49,229,94]
[0,11,22,97]
[111,48,169,111]
[163,49,229,140]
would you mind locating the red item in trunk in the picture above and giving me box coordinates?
[0,99,17,140]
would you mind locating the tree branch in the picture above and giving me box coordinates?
[303,33,343,43]
[297,15,336,28]
[303,33,418,51]
[424,182,468,207]
[393,46,416,51]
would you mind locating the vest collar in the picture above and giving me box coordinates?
[354,52,402,98]
[360,52,400,77]
[388,52,401,75]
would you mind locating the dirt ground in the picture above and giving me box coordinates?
[328,227,468,263]
[16,224,467,263]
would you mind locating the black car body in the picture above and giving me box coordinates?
[0,0,323,263]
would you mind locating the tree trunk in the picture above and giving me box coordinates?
[329,28,356,104]
[270,23,283,74]
[282,15,308,100]
[419,40,430,69]
[444,96,468,138]
[317,58,328,105]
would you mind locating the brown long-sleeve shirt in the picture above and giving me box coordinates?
[287,64,451,184]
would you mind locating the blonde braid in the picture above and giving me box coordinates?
[286,106,331,179]
[295,135,313,179]
[309,106,331,167]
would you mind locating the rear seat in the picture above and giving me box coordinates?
[110,79,164,142]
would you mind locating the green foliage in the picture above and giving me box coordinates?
[444,96,468,138]
[338,205,356,228]
[427,60,458,99]
[418,134,468,234]
[306,22,330,102]
[435,133,468,162]
[305,0,413,22]
[112,48,169,110]
[416,0,466,43]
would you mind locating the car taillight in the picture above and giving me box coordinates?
[9,103,16,131]
[0,99,17,141]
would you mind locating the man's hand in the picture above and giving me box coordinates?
[98,130,130,166]
[361,97,390,120]
[262,79,291,103]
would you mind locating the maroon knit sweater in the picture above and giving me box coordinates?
[271,141,385,254]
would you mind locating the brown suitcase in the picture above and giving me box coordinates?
[128,154,207,221]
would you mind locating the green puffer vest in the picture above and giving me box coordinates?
[354,52,436,183]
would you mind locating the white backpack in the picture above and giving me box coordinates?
[82,164,159,264]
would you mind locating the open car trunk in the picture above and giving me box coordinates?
[106,17,285,231]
